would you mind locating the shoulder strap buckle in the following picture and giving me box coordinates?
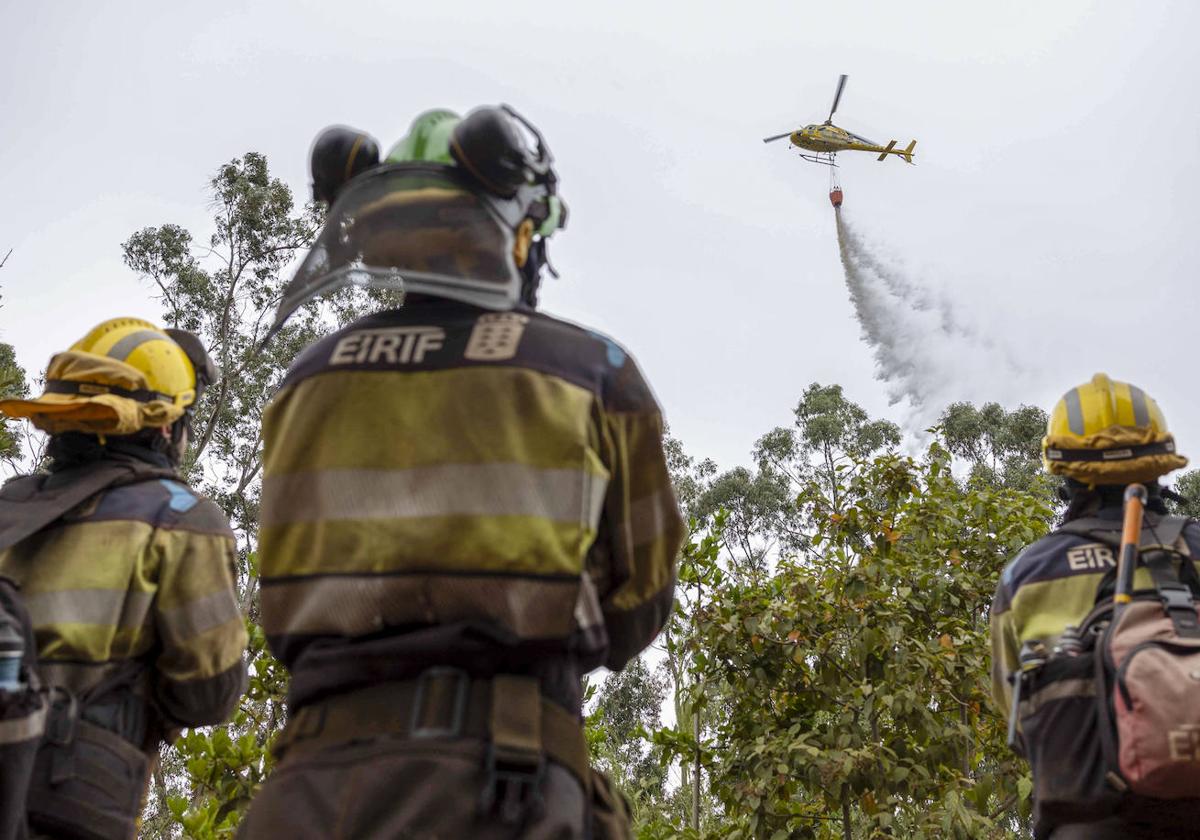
[409,667,469,739]
[1156,583,1200,637]
[480,674,546,825]
[1159,583,1195,612]
[479,742,546,826]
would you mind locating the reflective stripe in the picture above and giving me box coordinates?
[37,660,119,694]
[1129,385,1150,427]
[628,489,679,548]
[106,329,166,361]
[0,702,46,744]
[260,572,579,639]
[1064,388,1085,435]
[260,464,608,529]
[1018,677,1094,718]
[24,589,154,630]
[158,590,243,642]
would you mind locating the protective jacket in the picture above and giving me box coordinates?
[991,503,1200,839]
[0,442,248,839]
[240,299,683,838]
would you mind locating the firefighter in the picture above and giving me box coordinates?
[991,373,1196,839]
[236,106,684,838]
[0,318,248,840]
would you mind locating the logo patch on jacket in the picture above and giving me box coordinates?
[464,313,529,362]
[329,327,445,366]
[1066,542,1115,571]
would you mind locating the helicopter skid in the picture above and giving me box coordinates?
[796,151,838,167]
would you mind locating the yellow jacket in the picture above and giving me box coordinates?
[0,448,247,730]
[259,300,684,710]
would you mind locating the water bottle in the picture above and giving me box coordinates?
[0,623,23,692]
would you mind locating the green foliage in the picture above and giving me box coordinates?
[0,340,27,464]
[166,618,285,838]
[939,401,1051,496]
[0,285,29,467]
[1168,469,1200,519]
[588,658,671,817]
[654,442,1052,838]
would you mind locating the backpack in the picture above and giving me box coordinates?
[0,575,44,840]
[1012,513,1200,835]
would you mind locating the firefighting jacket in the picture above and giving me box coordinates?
[259,299,685,711]
[990,505,1200,717]
[0,446,248,730]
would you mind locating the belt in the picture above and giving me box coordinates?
[275,669,591,794]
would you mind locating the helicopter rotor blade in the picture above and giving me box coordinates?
[762,132,793,143]
[827,74,848,122]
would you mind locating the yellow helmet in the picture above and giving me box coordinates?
[1042,372,1187,485]
[0,317,210,436]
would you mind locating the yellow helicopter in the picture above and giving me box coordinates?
[763,75,916,166]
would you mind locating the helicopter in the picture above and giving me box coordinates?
[763,75,916,167]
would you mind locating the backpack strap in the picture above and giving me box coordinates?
[1055,513,1200,611]
[1142,552,1200,637]
[0,458,177,554]
[1138,515,1200,637]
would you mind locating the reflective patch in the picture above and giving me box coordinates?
[1129,385,1151,428]
[107,329,167,361]
[1001,560,1017,587]
[24,588,154,630]
[157,590,243,642]
[328,326,445,366]
[36,660,119,694]
[260,463,608,529]
[1018,677,1095,718]
[464,313,530,362]
[1169,724,1200,761]
[1064,388,1085,435]
[159,480,198,513]
[1066,543,1116,572]
[587,331,626,368]
[259,572,579,639]
[628,489,680,548]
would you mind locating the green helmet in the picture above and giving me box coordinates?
[270,105,567,341]
[385,109,459,166]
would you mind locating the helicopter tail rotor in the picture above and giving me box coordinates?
[826,74,848,123]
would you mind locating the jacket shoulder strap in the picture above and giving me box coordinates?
[0,460,177,554]
[1143,514,1190,554]
[1053,517,1122,546]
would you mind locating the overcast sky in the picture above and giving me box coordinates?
[4,1,1199,474]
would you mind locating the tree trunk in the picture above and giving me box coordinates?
[692,701,701,830]
[842,797,852,840]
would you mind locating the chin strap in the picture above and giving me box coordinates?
[519,239,560,308]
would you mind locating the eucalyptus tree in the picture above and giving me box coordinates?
[123,153,394,837]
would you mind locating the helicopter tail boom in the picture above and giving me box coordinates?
[875,139,917,163]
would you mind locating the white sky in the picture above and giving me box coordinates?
[3,1,1199,473]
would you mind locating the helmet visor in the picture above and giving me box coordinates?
[269,165,521,340]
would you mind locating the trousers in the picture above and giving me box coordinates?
[237,734,589,840]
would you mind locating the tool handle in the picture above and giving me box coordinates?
[1115,483,1148,615]
[1006,673,1023,750]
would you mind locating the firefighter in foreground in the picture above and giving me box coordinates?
[991,373,1199,839]
[0,319,248,839]
[236,106,684,838]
